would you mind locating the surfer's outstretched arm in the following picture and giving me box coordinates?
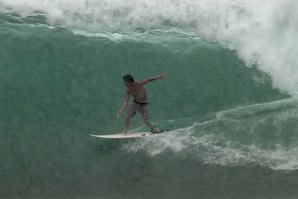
[138,75,164,85]
[117,91,130,118]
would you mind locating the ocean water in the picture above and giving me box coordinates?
[1,0,298,199]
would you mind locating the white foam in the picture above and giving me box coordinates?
[122,128,191,156]
[1,0,298,94]
[123,125,298,171]
[123,99,298,170]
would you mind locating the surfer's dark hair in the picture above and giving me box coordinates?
[123,74,134,83]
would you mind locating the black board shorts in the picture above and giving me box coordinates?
[127,100,149,120]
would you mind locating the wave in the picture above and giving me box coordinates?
[123,98,298,171]
[1,3,297,197]
[1,0,298,94]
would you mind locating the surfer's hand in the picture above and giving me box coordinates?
[117,111,122,118]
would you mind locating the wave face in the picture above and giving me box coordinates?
[1,2,298,199]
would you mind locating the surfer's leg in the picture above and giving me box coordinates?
[124,116,130,134]
[124,103,137,134]
[143,118,153,131]
[140,104,158,133]
[144,119,160,134]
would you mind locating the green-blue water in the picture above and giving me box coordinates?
[1,1,298,198]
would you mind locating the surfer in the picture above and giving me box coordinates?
[117,74,164,134]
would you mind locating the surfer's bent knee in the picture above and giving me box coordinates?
[126,112,135,119]
[125,114,131,120]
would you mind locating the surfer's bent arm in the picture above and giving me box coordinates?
[117,91,130,118]
[138,75,164,85]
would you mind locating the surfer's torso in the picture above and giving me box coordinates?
[127,83,148,103]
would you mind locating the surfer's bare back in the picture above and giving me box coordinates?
[117,74,164,134]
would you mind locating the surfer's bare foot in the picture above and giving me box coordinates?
[150,128,160,135]
[123,132,128,135]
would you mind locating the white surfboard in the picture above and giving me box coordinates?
[90,132,161,139]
